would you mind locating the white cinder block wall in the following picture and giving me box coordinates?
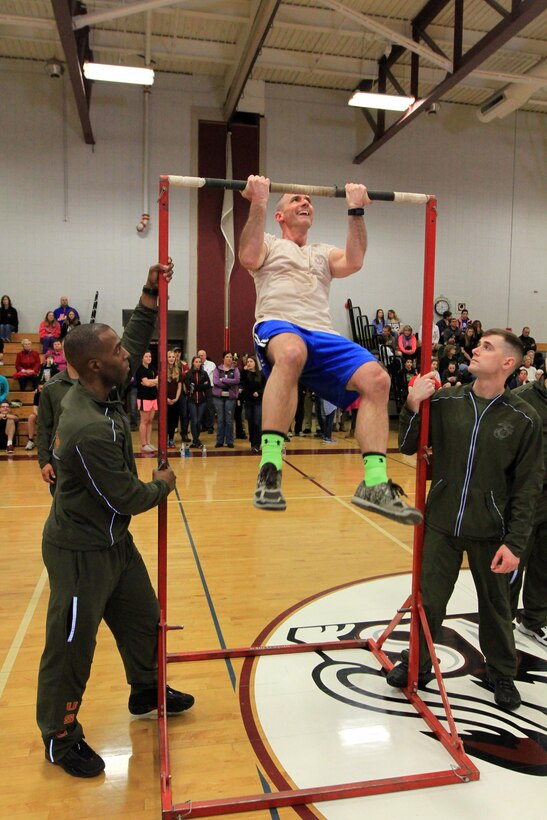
[1,60,546,351]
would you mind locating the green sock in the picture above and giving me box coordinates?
[260,431,285,471]
[363,453,388,487]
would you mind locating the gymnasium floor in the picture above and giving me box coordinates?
[0,429,545,820]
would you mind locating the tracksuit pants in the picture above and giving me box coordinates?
[37,533,159,761]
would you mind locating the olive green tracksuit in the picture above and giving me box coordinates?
[37,369,78,494]
[510,377,547,630]
[36,301,171,763]
[399,384,543,680]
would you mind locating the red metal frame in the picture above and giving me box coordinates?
[155,180,479,818]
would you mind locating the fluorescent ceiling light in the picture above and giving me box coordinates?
[83,62,154,86]
[348,91,415,111]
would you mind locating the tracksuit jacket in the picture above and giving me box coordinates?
[398,384,544,556]
[43,300,169,550]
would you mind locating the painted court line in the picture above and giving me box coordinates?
[0,567,48,699]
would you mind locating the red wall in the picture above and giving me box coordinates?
[197,121,260,363]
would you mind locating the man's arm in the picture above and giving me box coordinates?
[239,175,270,271]
[329,183,371,279]
[120,261,174,378]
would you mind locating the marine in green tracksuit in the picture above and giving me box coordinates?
[398,381,543,681]
[37,368,78,492]
[510,376,547,637]
[36,276,175,767]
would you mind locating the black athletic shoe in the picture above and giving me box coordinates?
[386,654,435,689]
[46,738,105,778]
[128,685,195,716]
[254,462,286,510]
[485,676,521,711]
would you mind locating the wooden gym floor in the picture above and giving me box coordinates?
[0,427,545,820]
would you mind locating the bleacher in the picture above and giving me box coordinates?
[2,332,40,447]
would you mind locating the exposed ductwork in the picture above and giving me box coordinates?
[477,58,547,122]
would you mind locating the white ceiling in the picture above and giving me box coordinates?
[1,1,546,144]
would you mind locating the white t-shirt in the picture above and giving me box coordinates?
[249,233,336,333]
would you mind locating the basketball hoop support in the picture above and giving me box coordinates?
[156,179,479,818]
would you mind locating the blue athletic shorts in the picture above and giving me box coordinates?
[253,320,377,410]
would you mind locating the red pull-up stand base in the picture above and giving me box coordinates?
[156,183,479,818]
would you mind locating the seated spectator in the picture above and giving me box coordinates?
[442,317,462,344]
[442,361,462,387]
[418,322,440,352]
[38,311,61,354]
[458,308,471,330]
[396,325,420,363]
[0,338,3,366]
[508,366,529,390]
[373,309,385,336]
[25,384,42,451]
[436,310,452,337]
[460,325,478,368]
[37,352,60,384]
[0,295,19,341]
[50,339,67,371]
[403,358,417,384]
[472,319,483,341]
[386,309,401,335]
[522,351,537,383]
[60,309,81,338]
[519,326,536,356]
[409,361,441,392]
[53,296,80,327]
[0,400,18,453]
[0,372,8,402]
[14,338,40,391]
[438,343,460,375]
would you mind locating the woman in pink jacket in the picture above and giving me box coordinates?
[38,311,61,353]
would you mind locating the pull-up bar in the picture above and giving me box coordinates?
[165,175,433,205]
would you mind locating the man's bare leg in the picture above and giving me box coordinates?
[254,333,307,511]
[348,361,422,525]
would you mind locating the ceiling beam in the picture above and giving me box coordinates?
[51,0,94,145]
[72,0,216,30]
[354,0,547,164]
[223,0,280,121]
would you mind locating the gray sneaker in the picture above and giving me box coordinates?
[352,480,423,525]
[254,463,286,511]
[25,440,35,451]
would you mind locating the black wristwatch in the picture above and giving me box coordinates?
[347,208,365,216]
[142,286,159,296]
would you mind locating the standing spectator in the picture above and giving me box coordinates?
[241,355,265,453]
[39,312,61,354]
[389,330,543,710]
[166,350,182,449]
[373,309,385,336]
[135,351,158,452]
[511,374,547,647]
[212,351,240,448]
[184,355,211,449]
[234,352,249,440]
[173,347,190,443]
[0,400,18,453]
[197,349,216,434]
[0,295,19,341]
[14,338,40,390]
[53,296,80,327]
[60,309,81,339]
